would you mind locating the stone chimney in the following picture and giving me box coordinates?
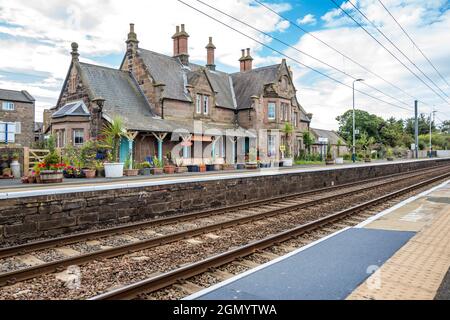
[206,37,216,71]
[71,42,79,62]
[126,23,139,73]
[172,24,190,65]
[239,48,253,72]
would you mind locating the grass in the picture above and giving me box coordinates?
[294,160,325,165]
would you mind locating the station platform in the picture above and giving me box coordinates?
[0,157,445,200]
[186,180,450,300]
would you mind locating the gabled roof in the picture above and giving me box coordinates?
[52,100,90,118]
[311,128,346,145]
[230,64,280,110]
[138,49,236,109]
[78,62,156,130]
[0,88,35,103]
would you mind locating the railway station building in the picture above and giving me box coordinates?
[47,24,311,164]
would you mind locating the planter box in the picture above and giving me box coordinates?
[151,168,164,175]
[40,170,63,184]
[175,166,188,174]
[139,168,152,176]
[187,165,199,172]
[124,169,139,176]
[222,164,236,171]
[164,165,175,174]
[104,163,124,178]
[282,158,293,167]
[83,169,96,179]
[236,163,245,170]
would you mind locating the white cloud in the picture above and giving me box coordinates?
[297,14,317,26]
[0,0,291,121]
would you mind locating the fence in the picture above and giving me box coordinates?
[23,147,50,174]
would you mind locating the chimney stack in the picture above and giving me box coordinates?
[71,42,79,62]
[239,48,253,72]
[172,24,190,65]
[205,37,216,70]
[126,23,139,54]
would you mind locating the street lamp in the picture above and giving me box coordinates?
[352,79,364,163]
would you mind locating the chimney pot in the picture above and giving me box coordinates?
[176,25,180,33]
[246,48,251,56]
[181,24,185,32]
[130,23,135,33]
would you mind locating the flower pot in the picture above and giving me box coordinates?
[222,164,235,171]
[387,157,394,161]
[163,165,175,174]
[151,168,164,175]
[96,168,105,178]
[83,169,96,179]
[187,165,199,172]
[335,157,344,164]
[10,160,20,178]
[175,166,188,174]
[326,160,335,165]
[124,169,139,176]
[245,163,258,170]
[199,165,207,172]
[282,158,293,167]
[364,158,372,163]
[213,164,222,171]
[139,168,152,176]
[28,175,36,184]
[40,170,64,183]
[104,163,124,178]
[206,164,216,171]
[236,163,245,170]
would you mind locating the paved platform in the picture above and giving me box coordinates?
[186,179,450,300]
[0,158,444,199]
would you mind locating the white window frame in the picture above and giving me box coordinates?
[2,101,15,111]
[73,129,84,147]
[268,134,276,157]
[15,122,21,134]
[196,94,202,114]
[203,95,209,115]
[0,122,16,143]
[268,102,276,120]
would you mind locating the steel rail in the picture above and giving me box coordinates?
[0,166,448,287]
[90,171,450,300]
[0,164,445,259]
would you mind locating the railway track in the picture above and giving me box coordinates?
[91,171,450,300]
[0,165,448,299]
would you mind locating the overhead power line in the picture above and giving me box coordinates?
[346,0,449,101]
[253,0,421,104]
[377,0,450,89]
[330,0,449,105]
[194,0,410,109]
[177,0,413,112]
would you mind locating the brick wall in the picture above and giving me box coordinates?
[0,100,35,147]
[0,158,448,243]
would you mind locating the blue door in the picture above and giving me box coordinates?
[119,139,128,163]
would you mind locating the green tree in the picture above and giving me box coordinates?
[336,109,385,144]
[100,116,126,163]
[405,114,436,136]
[302,131,314,154]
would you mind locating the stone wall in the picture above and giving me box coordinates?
[0,158,448,243]
[0,100,35,147]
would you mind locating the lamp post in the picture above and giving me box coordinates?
[352,79,364,163]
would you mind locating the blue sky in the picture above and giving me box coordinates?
[0,0,449,129]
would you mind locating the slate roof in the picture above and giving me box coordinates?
[231,65,280,110]
[0,88,35,103]
[52,100,90,118]
[311,128,347,145]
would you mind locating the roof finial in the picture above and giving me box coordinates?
[71,42,79,62]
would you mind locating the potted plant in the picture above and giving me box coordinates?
[123,155,139,176]
[281,122,294,167]
[139,161,152,176]
[163,155,176,174]
[101,116,126,178]
[335,139,344,164]
[325,142,335,165]
[2,167,13,179]
[199,163,207,172]
[10,152,21,178]
[39,153,65,183]
[205,159,215,171]
[175,158,188,173]
[236,163,245,170]
[186,163,200,172]
[151,157,164,175]
[0,153,9,173]
[386,148,394,161]
[95,160,105,177]
[222,163,235,171]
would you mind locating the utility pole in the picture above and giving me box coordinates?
[415,100,419,159]
[352,79,364,163]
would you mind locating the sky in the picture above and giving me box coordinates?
[0,0,449,129]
